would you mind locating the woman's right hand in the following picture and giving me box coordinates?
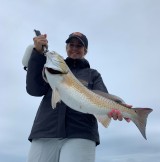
[33,34,48,53]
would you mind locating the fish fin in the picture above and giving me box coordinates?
[42,68,48,83]
[95,114,111,127]
[51,88,61,108]
[132,108,153,140]
[92,90,125,104]
[79,79,88,87]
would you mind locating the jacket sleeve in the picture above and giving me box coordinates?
[26,49,50,96]
[92,70,108,93]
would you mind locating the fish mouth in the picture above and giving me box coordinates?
[46,68,63,74]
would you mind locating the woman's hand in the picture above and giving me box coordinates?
[108,104,132,122]
[33,34,48,53]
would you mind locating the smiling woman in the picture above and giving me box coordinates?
[24,31,133,162]
[65,32,88,59]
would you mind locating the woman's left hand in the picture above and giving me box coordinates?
[108,104,132,122]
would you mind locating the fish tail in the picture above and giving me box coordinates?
[131,108,153,140]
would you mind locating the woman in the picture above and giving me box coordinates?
[26,32,131,162]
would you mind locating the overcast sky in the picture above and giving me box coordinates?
[0,0,160,162]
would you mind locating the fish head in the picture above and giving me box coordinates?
[44,51,69,74]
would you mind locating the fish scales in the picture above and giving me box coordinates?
[63,72,136,116]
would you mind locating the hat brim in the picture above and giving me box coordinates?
[65,36,86,48]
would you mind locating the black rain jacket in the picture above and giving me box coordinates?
[26,49,108,145]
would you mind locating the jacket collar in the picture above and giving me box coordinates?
[65,57,90,69]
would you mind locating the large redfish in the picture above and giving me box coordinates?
[43,51,153,140]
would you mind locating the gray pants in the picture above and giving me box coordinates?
[27,138,96,162]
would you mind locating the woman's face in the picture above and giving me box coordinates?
[66,38,87,59]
